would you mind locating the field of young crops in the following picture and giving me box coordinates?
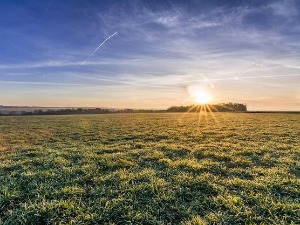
[0,113,299,224]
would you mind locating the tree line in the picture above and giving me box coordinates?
[0,108,163,116]
[167,103,247,112]
[0,102,247,116]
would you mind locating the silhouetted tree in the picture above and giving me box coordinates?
[167,103,247,112]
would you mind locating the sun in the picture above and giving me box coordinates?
[194,91,212,104]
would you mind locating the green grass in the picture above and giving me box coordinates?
[0,113,299,224]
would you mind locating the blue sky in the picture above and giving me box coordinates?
[0,0,300,110]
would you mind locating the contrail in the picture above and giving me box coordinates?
[82,32,118,64]
[92,32,118,54]
[231,57,265,67]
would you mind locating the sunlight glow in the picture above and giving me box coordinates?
[194,91,212,104]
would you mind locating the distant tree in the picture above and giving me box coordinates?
[167,103,247,112]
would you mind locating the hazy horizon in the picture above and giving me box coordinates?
[1,104,300,112]
[1,0,300,111]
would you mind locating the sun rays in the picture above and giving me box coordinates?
[176,100,249,129]
[178,88,221,126]
[178,103,222,128]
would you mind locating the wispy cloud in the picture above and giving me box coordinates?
[0,80,84,86]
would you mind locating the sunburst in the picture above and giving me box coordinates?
[179,89,223,127]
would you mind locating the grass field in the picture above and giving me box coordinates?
[0,113,299,224]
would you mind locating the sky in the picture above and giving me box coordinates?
[0,0,300,110]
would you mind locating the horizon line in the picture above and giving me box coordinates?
[1,104,300,112]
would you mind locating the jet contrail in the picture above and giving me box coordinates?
[92,32,118,54]
[231,57,265,67]
[82,32,118,64]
